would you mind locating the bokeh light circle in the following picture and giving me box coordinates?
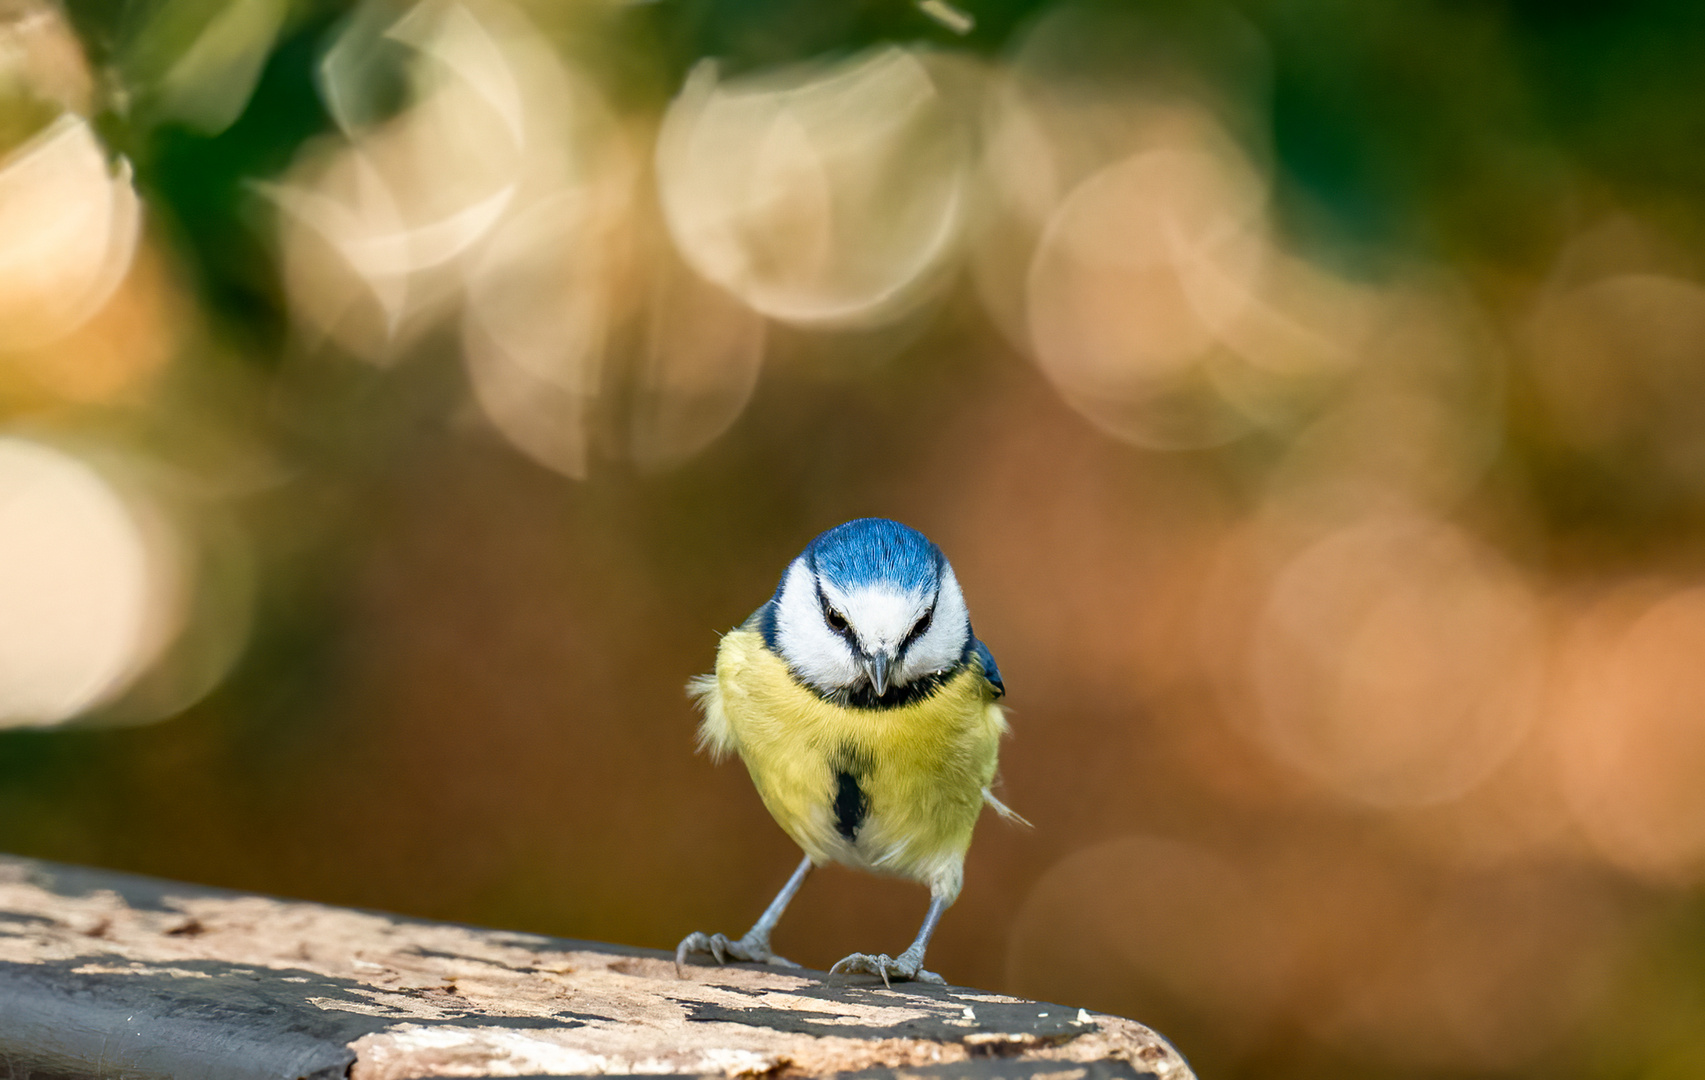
[1007,835,1289,1068]
[0,437,177,727]
[1024,128,1266,449]
[1557,586,1705,882]
[657,46,971,328]
[1247,513,1545,807]
[0,114,141,352]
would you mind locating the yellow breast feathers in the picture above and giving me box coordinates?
[691,627,1006,902]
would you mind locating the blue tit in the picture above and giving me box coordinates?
[676,518,1024,985]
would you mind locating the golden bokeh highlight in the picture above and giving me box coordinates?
[971,2,1370,449]
[0,114,141,353]
[268,0,585,360]
[626,244,766,472]
[1,241,180,409]
[1244,511,1545,808]
[461,182,633,479]
[0,438,180,728]
[1556,586,1705,883]
[657,46,971,329]
[1024,112,1267,448]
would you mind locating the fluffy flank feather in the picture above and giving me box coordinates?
[687,672,736,761]
[982,787,1032,828]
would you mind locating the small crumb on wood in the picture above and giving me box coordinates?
[964,1031,1058,1058]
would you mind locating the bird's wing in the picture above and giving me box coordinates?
[740,601,771,630]
[972,639,1023,825]
[971,638,1004,698]
[747,598,781,650]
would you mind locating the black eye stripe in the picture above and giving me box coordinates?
[815,582,851,635]
[900,604,934,652]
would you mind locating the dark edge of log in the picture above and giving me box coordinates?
[0,854,1193,1080]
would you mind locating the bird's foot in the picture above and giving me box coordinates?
[829,949,944,988]
[675,931,798,976]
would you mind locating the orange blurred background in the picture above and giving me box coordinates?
[6,0,1705,1076]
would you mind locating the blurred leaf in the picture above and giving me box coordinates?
[132,0,291,136]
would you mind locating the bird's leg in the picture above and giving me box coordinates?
[830,893,949,987]
[676,854,813,975]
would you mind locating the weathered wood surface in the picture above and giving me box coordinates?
[0,855,1192,1080]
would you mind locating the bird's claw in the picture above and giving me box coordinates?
[675,931,797,977]
[829,951,944,988]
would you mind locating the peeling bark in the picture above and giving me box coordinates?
[0,856,1191,1080]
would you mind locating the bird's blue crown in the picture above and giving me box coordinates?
[801,518,943,594]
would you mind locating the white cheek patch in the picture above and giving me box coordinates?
[773,559,859,692]
[897,566,969,684]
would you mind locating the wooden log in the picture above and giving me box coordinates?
[0,855,1192,1080]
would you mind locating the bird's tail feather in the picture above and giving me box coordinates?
[982,787,1032,828]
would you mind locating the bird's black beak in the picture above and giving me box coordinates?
[863,654,891,697]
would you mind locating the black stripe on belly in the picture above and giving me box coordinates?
[833,770,868,841]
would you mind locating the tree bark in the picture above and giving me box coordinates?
[0,855,1191,1080]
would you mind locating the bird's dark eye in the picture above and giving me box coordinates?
[825,608,848,632]
[901,604,935,651]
